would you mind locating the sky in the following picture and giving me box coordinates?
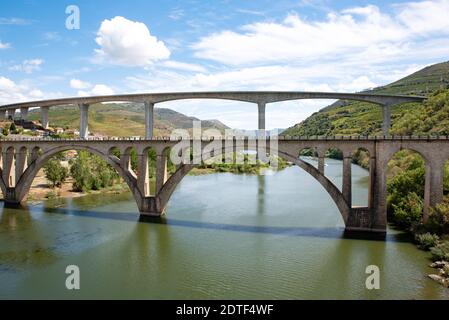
[1,0,449,130]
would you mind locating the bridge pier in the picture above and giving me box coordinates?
[342,155,352,208]
[382,104,391,136]
[258,101,266,135]
[0,110,6,121]
[7,108,16,121]
[41,106,49,129]
[424,159,444,222]
[144,102,154,140]
[79,103,89,139]
[20,107,29,120]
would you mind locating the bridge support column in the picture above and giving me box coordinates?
[15,149,28,186]
[7,108,16,121]
[144,102,154,140]
[318,156,325,174]
[121,152,133,173]
[41,106,49,129]
[382,104,391,136]
[368,156,376,208]
[371,149,387,232]
[156,153,168,194]
[258,102,266,136]
[0,110,6,121]
[424,159,444,222]
[79,104,89,139]
[20,107,29,120]
[137,152,150,197]
[2,149,15,188]
[342,155,352,207]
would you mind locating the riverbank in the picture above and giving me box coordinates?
[26,164,290,202]
[26,168,130,202]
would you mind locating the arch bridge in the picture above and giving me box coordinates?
[0,91,434,234]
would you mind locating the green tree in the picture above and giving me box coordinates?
[70,151,94,192]
[9,122,17,133]
[43,158,68,188]
[69,151,119,192]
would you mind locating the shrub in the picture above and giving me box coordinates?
[415,232,440,250]
[426,200,449,234]
[45,190,58,199]
[389,192,423,229]
[430,241,449,261]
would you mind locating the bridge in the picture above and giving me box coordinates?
[0,91,435,234]
[0,91,425,138]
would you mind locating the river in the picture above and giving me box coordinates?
[0,159,448,299]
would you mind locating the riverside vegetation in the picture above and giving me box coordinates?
[40,148,289,200]
[283,61,449,287]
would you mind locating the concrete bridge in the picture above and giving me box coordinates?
[0,91,433,234]
[0,91,425,138]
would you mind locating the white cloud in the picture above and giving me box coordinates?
[9,59,44,74]
[94,16,170,66]
[0,17,31,25]
[70,79,91,89]
[0,76,61,105]
[168,9,184,20]
[192,1,449,66]
[0,41,10,49]
[160,60,208,73]
[78,84,115,97]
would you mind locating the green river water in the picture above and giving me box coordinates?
[0,159,448,299]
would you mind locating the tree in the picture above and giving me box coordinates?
[69,151,93,192]
[43,158,68,188]
[9,122,17,133]
[69,151,119,192]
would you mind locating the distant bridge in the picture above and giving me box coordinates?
[0,91,425,138]
[0,92,434,234]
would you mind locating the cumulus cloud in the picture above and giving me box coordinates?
[9,59,44,73]
[78,84,115,97]
[94,16,170,66]
[192,1,449,66]
[0,41,11,49]
[70,79,91,89]
[0,76,60,105]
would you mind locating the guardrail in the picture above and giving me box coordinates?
[0,135,449,142]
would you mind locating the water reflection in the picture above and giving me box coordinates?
[1,162,448,299]
[0,206,58,269]
[257,174,266,215]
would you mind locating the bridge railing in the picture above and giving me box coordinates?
[1,135,449,142]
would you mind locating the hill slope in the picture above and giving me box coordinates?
[283,61,449,136]
[27,103,229,137]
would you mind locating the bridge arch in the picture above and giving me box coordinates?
[12,145,142,205]
[157,146,350,224]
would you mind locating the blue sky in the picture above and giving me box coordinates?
[1,0,449,129]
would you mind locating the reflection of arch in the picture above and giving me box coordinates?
[158,147,350,224]
[14,145,139,204]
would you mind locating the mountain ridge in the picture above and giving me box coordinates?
[283,61,449,136]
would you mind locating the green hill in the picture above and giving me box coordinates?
[27,103,229,137]
[283,61,449,137]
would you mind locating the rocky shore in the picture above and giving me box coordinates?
[428,261,449,288]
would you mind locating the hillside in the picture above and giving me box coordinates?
[27,103,229,137]
[283,61,449,137]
